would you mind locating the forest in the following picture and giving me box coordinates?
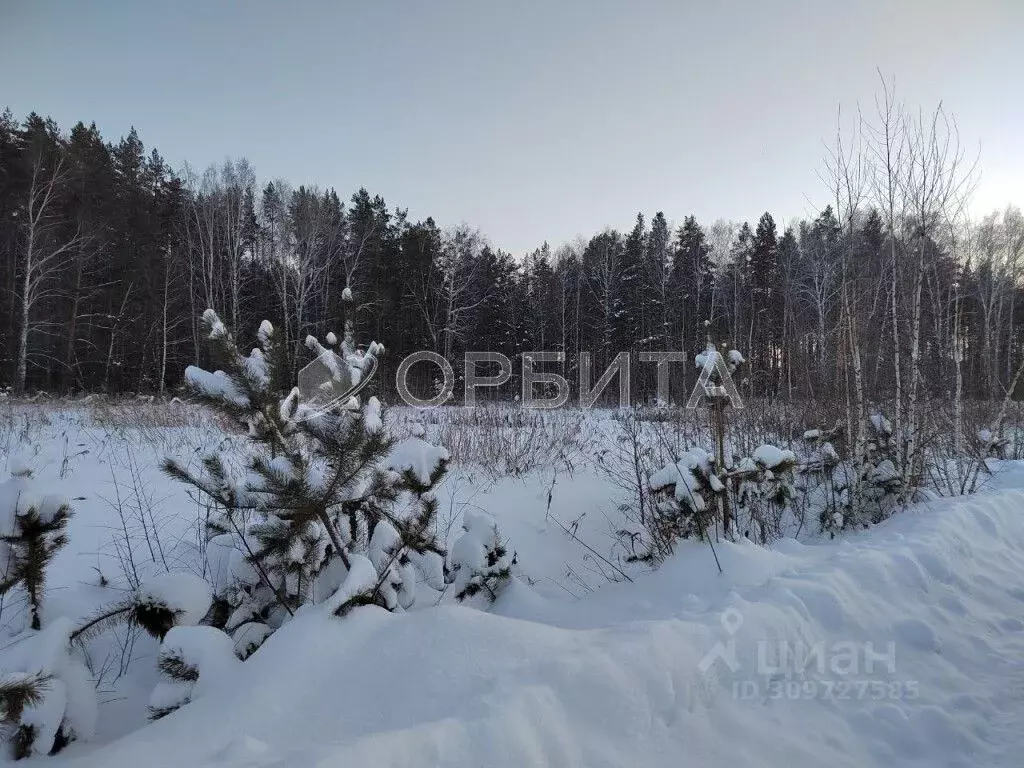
[1,98,1022,411]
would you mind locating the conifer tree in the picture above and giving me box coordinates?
[148,626,239,720]
[615,213,647,354]
[163,309,449,648]
[646,212,672,350]
[669,215,715,362]
[0,468,95,759]
[0,618,97,759]
[0,466,71,631]
[749,212,779,393]
[446,512,517,606]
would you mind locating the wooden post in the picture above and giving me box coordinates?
[703,330,732,538]
[711,391,731,536]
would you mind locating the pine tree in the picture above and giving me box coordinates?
[582,230,624,366]
[749,212,779,394]
[646,212,672,349]
[446,512,517,606]
[0,465,71,631]
[148,626,239,720]
[615,213,647,355]
[0,618,97,759]
[669,215,715,365]
[69,571,214,651]
[0,467,90,759]
[163,308,449,648]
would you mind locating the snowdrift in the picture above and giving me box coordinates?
[56,491,1024,767]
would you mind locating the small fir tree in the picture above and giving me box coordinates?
[446,512,517,605]
[0,465,72,631]
[0,618,97,759]
[69,571,214,648]
[732,445,798,544]
[163,310,448,648]
[148,626,239,720]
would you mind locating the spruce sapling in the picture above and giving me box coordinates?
[0,465,72,631]
[446,511,517,606]
[164,310,449,645]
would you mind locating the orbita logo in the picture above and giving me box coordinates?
[296,336,382,419]
[393,345,745,409]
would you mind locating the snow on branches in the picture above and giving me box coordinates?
[446,511,517,606]
[0,464,72,631]
[148,626,239,720]
[0,618,96,759]
[164,310,450,649]
[639,442,798,561]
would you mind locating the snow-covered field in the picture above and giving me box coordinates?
[2,400,1024,766]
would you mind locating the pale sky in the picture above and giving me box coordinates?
[2,0,1022,253]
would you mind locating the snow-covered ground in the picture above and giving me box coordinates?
[2,402,1024,766]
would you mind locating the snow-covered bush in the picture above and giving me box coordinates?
[71,571,214,648]
[148,626,239,720]
[805,414,903,535]
[133,573,213,641]
[639,441,800,559]
[446,511,517,606]
[976,428,1011,459]
[231,622,274,661]
[0,464,72,631]
[636,448,723,563]
[733,444,798,543]
[0,618,96,759]
[163,310,449,651]
[849,413,903,523]
[795,428,843,537]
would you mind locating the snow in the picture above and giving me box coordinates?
[752,443,797,468]
[137,572,213,627]
[386,436,450,484]
[324,554,378,615]
[0,618,98,752]
[0,468,31,537]
[149,626,240,713]
[649,449,714,511]
[148,679,190,716]
[257,320,274,345]
[41,488,1024,767]
[36,493,70,524]
[184,366,248,407]
[446,510,516,605]
[367,519,401,573]
[694,349,716,369]
[241,347,268,388]
[447,511,494,571]
[869,458,899,485]
[695,348,744,371]
[6,402,1024,766]
[870,413,893,435]
[363,395,383,433]
[22,678,67,756]
[201,309,227,340]
[231,622,273,660]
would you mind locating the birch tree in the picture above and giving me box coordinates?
[899,103,976,490]
[14,156,88,393]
